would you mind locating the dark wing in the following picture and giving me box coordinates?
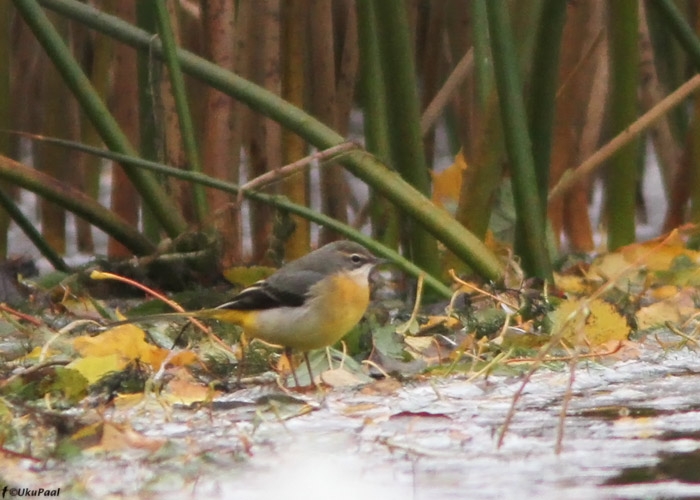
[217,269,325,311]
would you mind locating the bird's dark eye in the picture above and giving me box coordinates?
[350,253,363,264]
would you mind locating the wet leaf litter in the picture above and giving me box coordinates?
[2,339,699,499]
[3,230,700,498]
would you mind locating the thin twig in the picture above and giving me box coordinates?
[421,48,474,136]
[549,73,700,201]
[497,342,553,448]
[0,303,43,325]
[449,269,519,310]
[503,341,623,364]
[361,359,391,379]
[396,273,425,335]
[91,271,187,312]
[0,359,70,389]
[499,231,679,449]
[555,359,577,455]
[236,142,359,204]
[338,340,348,370]
[0,446,43,462]
[90,271,235,355]
[665,321,699,346]
[465,349,511,383]
[555,28,604,100]
[41,320,100,363]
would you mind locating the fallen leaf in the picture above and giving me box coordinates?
[68,353,123,384]
[554,273,600,296]
[404,336,435,354]
[73,325,160,362]
[431,149,466,212]
[341,402,383,415]
[549,298,630,347]
[87,422,165,453]
[390,410,452,420]
[416,315,461,334]
[620,236,700,271]
[72,325,198,377]
[358,378,402,396]
[162,368,219,404]
[590,252,639,284]
[636,290,696,331]
[320,368,367,387]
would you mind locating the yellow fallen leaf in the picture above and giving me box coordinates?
[636,301,681,331]
[590,252,633,281]
[60,297,103,317]
[72,325,197,372]
[18,346,57,362]
[416,315,461,333]
[404,336,435,354]
[646,285,681,301]
[554,273,600,296]
[167,350,200,367]
[112,393,144,409]
[549,298,630,347]
[70,422,103,449]
[68,353,123,384]
[636,290,696,331]
[319,368,366,387]
[620,236,700,271]
[431,149,466,211]
[73,325,159,362]
[90,422,165,453]
[160,367,219,404]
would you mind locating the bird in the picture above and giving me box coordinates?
[112,240,382,387]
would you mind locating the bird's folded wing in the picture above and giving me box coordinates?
[217,270,324,310]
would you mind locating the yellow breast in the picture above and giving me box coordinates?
[245,268,371,351]
[317,271,371,335]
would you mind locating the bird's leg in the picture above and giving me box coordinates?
[284,346,300,387]
[303,352,317,387]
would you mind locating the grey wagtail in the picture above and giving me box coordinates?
[115,240,381,386]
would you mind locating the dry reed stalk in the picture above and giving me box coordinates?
[310,0,348,243]
[107,0,139,257]
[281,0,310,259]
[37,12,74,255]
[201,0,241,264]
[550,0,603,251]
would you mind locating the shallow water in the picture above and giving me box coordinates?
[14,341,696,499]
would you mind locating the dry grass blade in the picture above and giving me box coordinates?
[90,270,235,355]
[549,73,700,201]
[420,48,474,136]
[0,303,43,325]
[396,272,425,335]
[237,142,358,204]
[498,231,681,449]
[555,359,577,455]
